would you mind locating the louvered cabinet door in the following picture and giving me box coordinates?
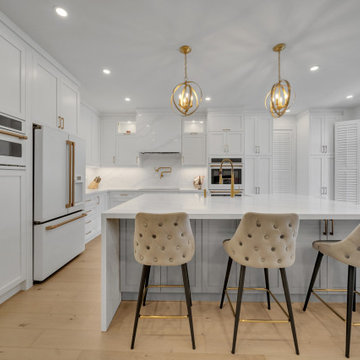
[335,121,359,203]
[272,130,294,193]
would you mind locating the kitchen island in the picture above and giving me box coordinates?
[101,193,360,331]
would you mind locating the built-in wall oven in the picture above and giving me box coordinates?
[0,113,27,168]
[208,157,243,196]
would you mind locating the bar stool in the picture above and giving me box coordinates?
[219,212,300,354]
[131,212,195,349]
[303,224,360,358]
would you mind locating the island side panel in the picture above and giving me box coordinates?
[101,217,121,331]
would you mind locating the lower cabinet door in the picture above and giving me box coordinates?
[0,169,26,296]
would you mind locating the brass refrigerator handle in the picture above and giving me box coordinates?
[45,213,87,231]
[71,141,75,207]
[65,140,73,208]
[330,219,334,236]
[0,129,28,140]
[323,219,328,236]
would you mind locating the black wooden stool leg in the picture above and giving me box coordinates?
[264,268,271,310]
[182,264,196,349]
[346,265,356,358]
[142,266,151,306]
[353,269,356,312]
[303,252,324,311]
[280,268,299,355]
[184,263,192,307]
[231,265,246,354]
[220,257,233,309]
[131,265,149,349]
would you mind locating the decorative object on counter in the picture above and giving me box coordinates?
[265,43,293,118]
[154,166,172,178]
[193,175,205,190]
[88,176,101,189]
[171,45,203,117]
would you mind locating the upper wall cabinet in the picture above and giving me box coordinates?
[32,54,79,134]
[182,117,206,166]
[100,117,118,166]
[244,112,273,156]
[0,23,26,119]
[79,103,100,166]
[207,113,243,132]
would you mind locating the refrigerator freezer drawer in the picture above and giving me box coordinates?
[34,212,86,281]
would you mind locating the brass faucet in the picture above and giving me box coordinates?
[219,158,240,198]
[155,166,172,178]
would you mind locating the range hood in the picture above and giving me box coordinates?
[137,113,181,153]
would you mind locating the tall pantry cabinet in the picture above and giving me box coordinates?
[297,110,343,199]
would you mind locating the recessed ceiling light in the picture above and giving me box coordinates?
[310,65,319,72]
[55,7,68,17]
[205,97,211,101]
[286,109,290,113]
[346,95,354,99]
[124,97,131,102]
[102,68,111,75]
[200,121,204,124]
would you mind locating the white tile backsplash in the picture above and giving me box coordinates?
[86,153,206,190]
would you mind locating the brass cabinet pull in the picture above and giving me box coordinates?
[58,116,62,129]
[323,219,328,236]
[86,209,92,213]
[330,219,334,236]
[46,213,87,230]
[85,220,92,224]
[0,129,28,140]
[86,230,92,235]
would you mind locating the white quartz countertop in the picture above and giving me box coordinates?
[102,193,360,220]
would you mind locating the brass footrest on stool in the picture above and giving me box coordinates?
[312,288,360,326]
[141,284,187,320]
[225,286,290,323]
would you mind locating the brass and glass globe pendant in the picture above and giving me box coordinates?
[171,45,203,116]
[265,43,292,118]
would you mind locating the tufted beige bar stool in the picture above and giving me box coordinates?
[303,224,360,358]
[219,212,300,354]
[131,212,195,350]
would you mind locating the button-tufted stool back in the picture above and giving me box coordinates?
[223,212,299,269]
[134,212,195,266]
[313,224,360,267]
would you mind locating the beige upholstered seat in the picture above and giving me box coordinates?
[223,212,299,269]
[312,225,360,267]
[134,212,195,266]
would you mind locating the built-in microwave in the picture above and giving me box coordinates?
[0,113,27,167]
[208,157,243,191]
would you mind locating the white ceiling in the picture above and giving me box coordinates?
[0,0,360,114]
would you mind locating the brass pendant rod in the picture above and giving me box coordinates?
[184,53,188,81]
[278,51,281,82]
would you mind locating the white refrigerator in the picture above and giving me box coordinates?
[33,125,86,281]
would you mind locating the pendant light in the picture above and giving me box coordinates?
[265,43,292,118]
[171,45,203,116]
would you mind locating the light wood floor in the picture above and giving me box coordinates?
[1,236,360,359]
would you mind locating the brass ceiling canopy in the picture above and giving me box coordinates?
[265,43,293,118]
[171,45,203,117]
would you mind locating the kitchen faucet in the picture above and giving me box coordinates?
[155,166,172,178]
[219,159,240,198]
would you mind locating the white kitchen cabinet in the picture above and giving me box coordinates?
[116,135,139,166]
[60,78,79,135]
[0,23,26,120]
[244,112,273,156]
[207,131,244,156]
[100,118,117,166]
[182,135,206,166]
[245,156,272,194]
[108,191,141,209]
[0,169,26,299]
[297,110,342,199]
[335,120,360,203]
[84,192,108,243]
[32,54,79,134]
[207,113,243,132]
[79,103,100,166]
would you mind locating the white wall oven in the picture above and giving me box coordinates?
[0,113,27,167]
[208,157,243,196]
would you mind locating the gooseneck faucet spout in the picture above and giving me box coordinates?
[219,158,240,198]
